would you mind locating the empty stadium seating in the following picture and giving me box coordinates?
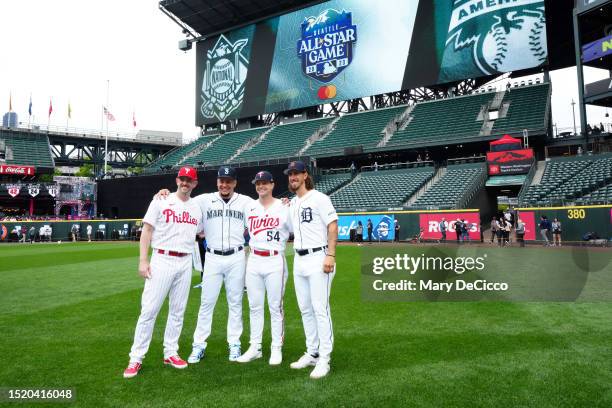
[330,166,434,210]
[182,127,268,166]
[387,93,494,148]
[236,117,334,162]
[315,172,353,195]
[305,106,407,156]
[491,83,550,134]
[521,154,612,206]
[0,130,54,167]
[145,135,212,171]
[410,162,486,209]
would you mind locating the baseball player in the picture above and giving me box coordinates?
[156,166,252,362]
[285,161,338,379]
[86,224,93,242]
[236,171,291,365]
[123,166,203,379]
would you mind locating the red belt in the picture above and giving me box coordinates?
[253,249,279,257]
[157,249,189,257]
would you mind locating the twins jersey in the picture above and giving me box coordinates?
[193,192,253,251]
[246,199,292,252]
[143,193,203,254]
[290,189,338,249]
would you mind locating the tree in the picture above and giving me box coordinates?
[75,163,94,178]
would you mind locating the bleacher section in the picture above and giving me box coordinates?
[182,127,267,166]
[145,136,211,171]
[305,106,406,157]
[0,130,54,167]
[521,154,612,206]
[236,118,334,162]
[387,93,495,147]
[491,83,550,134]
[411,163,486,209]
[330,166,434,210]
[579,183,612,205]
[315,172,353,195]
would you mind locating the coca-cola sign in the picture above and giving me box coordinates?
[0,165,36,176]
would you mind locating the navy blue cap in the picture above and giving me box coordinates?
[252,170,274,184]
[283,160,308,175]
[217,166,236,179]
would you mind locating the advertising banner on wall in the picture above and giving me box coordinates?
[419,212,481,241]
[487,149,534,175]
[338,214,395,241]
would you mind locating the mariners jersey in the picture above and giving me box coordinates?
[143,193,203,254]
[246,199,292,252]
[290,189,337,250]
[193,192,254,251]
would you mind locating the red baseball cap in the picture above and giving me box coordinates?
[177,166,198,180]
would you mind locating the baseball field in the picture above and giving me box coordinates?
[1,242,612,407]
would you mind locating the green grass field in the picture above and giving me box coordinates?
[1,242,612,407]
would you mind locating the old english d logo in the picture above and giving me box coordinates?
[297,8,357,83]
[301,207,313,223]
[201,34,249,122]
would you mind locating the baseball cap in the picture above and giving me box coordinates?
[217,166,237,179]
[252,170,274,184]
[283,160,307,175]
[177,166,197,180]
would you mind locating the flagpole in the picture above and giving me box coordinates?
[104,80,109,178]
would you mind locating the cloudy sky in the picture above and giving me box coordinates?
[0,0,609,143]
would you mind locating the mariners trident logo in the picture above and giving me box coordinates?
[446,0,548,75]
[297,9,357,83]
[201,34,249,122]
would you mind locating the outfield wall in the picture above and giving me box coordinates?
[0,219,140,242]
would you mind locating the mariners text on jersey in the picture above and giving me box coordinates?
[206,208,245,221]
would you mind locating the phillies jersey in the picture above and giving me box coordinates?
[143,193,203,253]
[193,192,254,251]
[290,189,338,250]
[246,199,292,252]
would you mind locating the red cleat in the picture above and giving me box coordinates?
[123,362,142,378]
[164,355,188,369]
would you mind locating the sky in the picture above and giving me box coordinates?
[0,0,609,144]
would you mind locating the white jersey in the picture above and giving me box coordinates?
[194,192,253,251]
[143,193,203,254]
[86,225,92,234]
[246,198,292,252]
[290,189,338,250]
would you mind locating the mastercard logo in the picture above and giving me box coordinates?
[317,85,337,100]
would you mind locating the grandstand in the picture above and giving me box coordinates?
[491,83,551,135]
[315,171,353,195]
[182,127,268,166]
[0,129,54,168]
[521,153,612,206]
[410,162,486,209]
[330,165,435,210]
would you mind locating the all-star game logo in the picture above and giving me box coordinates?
[446,0,547,75]
[297,9,357,83]
[201,34,249,122]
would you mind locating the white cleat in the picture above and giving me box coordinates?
[228,344,242,362]
[236,345,262,363]
[290,352,318,369]
[187,347,206,364]
[269,346,282,366]
[309,359,330,379]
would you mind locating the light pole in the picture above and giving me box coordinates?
[571,99,577,135]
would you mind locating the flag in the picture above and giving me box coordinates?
[103,106,116,121]
[9,93,12,112]
[68,102,72,119]
[48,98,53,117]
[132,111,137,128]
[28,95,32,116]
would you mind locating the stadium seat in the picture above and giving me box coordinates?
[315,172,353,195]
[0,130,55,167]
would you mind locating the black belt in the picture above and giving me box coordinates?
[207,246,244,256]
[295,246,327,256]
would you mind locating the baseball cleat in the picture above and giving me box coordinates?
[269,346,282,366]
[187,347,206,364]
[193,283,203,289]
[236,345,262,363]
[309,359,330,379]
[228,344,242,361]
[163,355,188,369]
[290,352,318,369]
[123,362,142,378]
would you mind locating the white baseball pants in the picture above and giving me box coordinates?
[129,251,192,362]
[245,253,288,348]
[192,251,246,348]
[293,250,335,359]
